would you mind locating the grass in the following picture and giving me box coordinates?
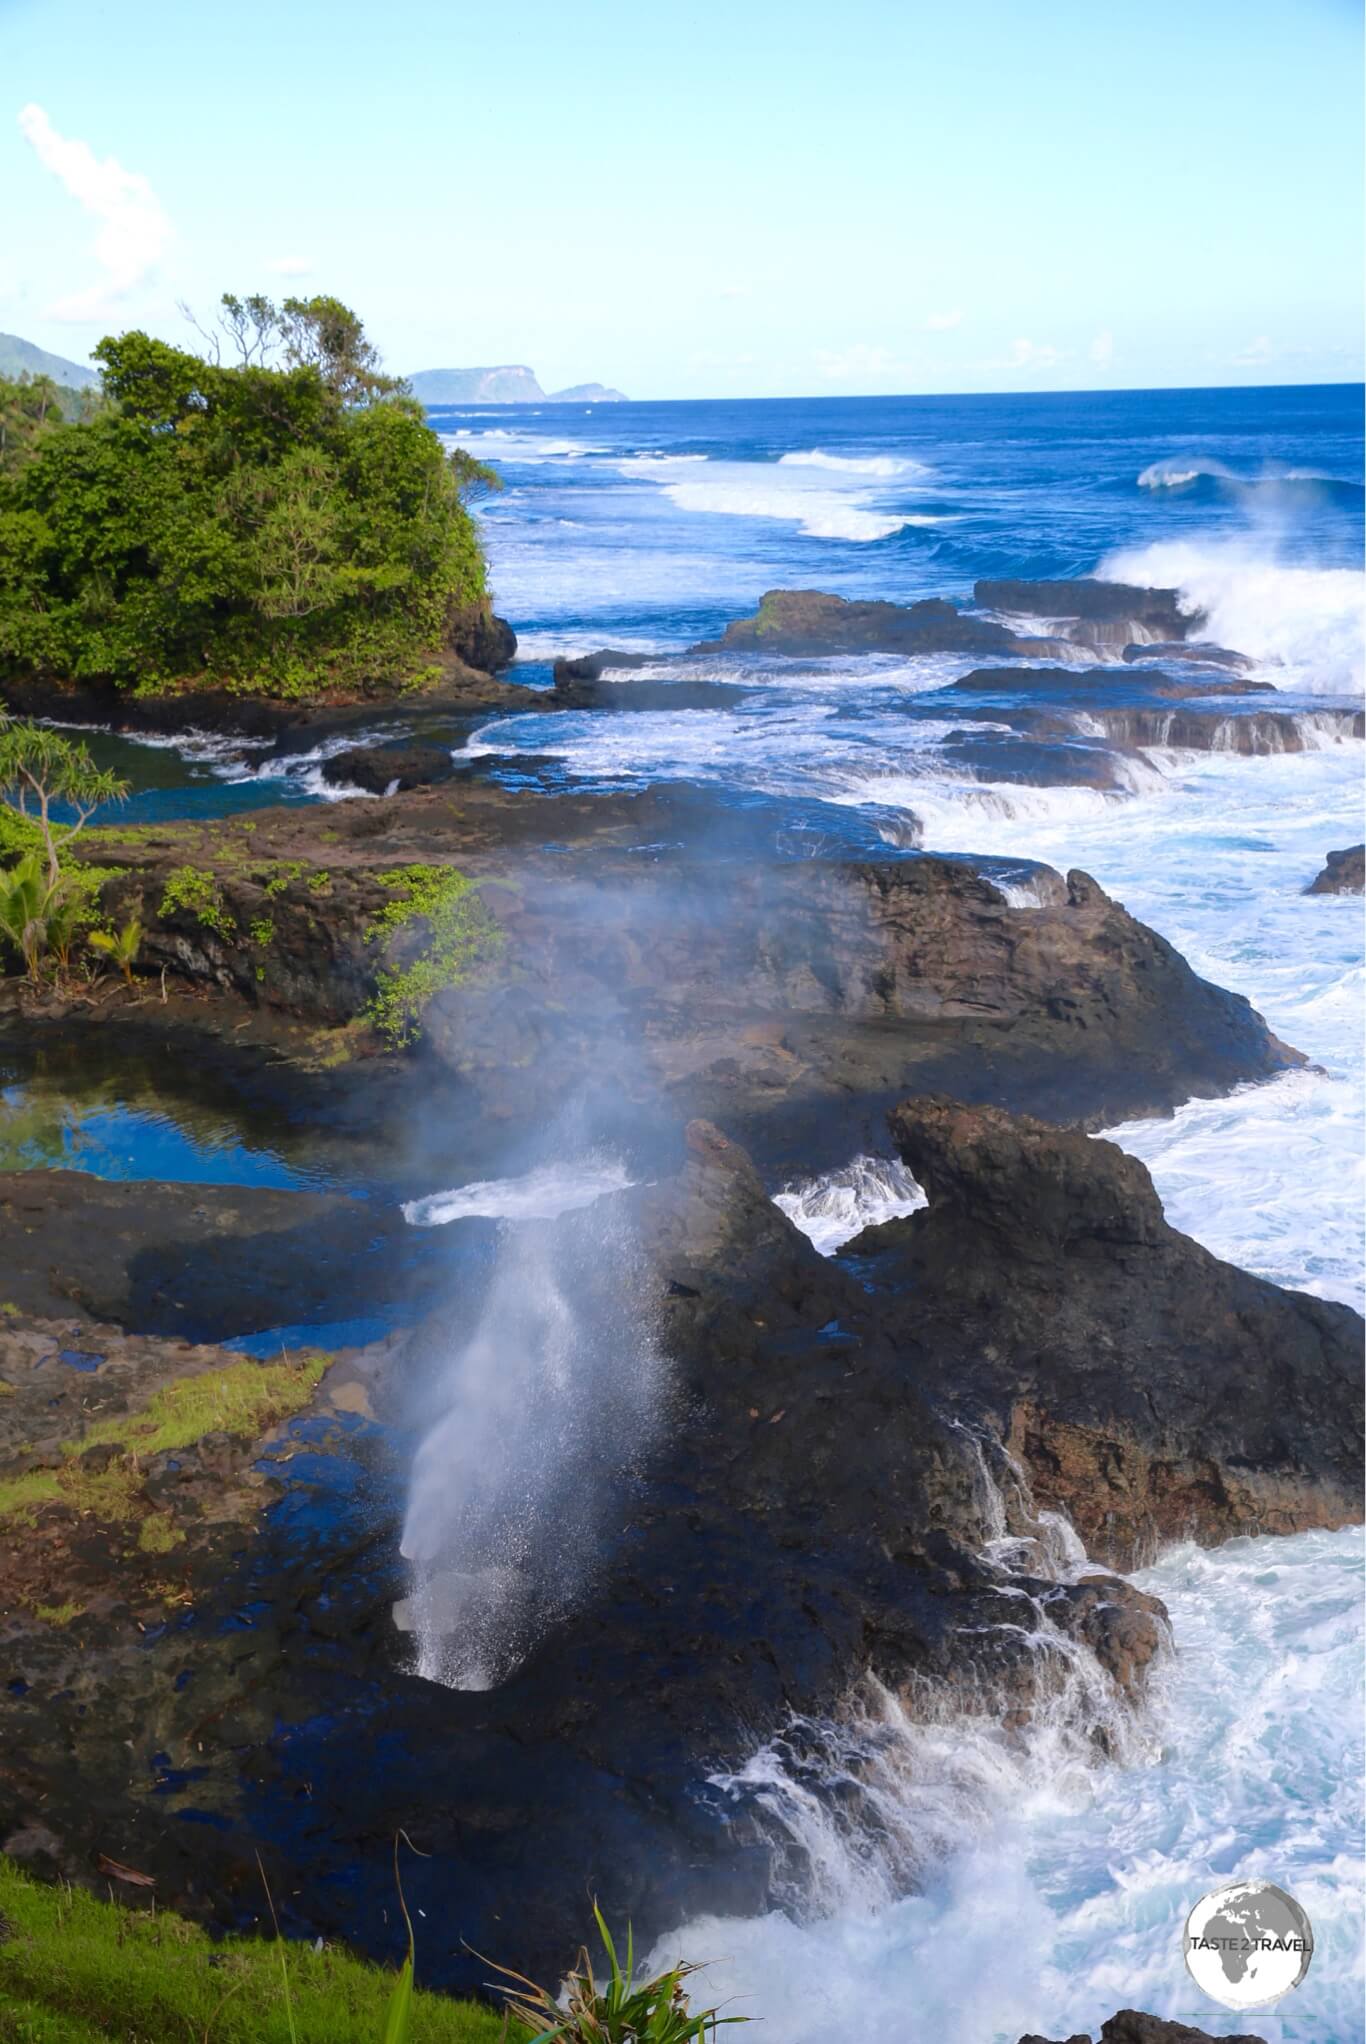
[0,1354,332,1536]
[0,1860,505,2043]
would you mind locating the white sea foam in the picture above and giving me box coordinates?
[402,1157,633,1228]
[253,727,405,800]
[646,1524,1365,2044]
[1138,457,1347,492]
[774,1154,926,1255]
[441,428,607,463]
[1100,538,1365,694]
[779,448,932,480]
[620,453,939,543]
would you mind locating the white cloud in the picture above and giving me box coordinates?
[923,308,963,331]
[716,283,752,301]
[1090,328,1115,365]
[1232,335,1275,367]
[267,256,313,278]
[986,337,1068,373]
[18,103,171,320]
[814,342,904,382]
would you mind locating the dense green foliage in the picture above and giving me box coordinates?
[0,295,491,700]
[0,1859,503,2043]
[365,864,504,1047]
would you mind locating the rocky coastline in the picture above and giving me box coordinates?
[0,575,1361,2027]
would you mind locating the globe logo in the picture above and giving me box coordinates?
[1184,1880,1314,2011]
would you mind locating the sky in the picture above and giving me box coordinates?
[1,0,1362,401]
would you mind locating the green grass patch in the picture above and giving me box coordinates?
[0,1355,331,1535]
[0,1859,505,2043]
[77,1354,331,1462]
[29,1601,83,1627]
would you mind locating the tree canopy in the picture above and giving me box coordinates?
[0,295,493,700]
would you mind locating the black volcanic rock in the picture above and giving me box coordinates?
[320,743,456,794]
[1305,843,1364,894]
[693,588,1019,657]
[975,578,1200,640]
[549,653,742,711]
[1121,640,1254,672]
[76,784,1308,1172]
[447,601,517,671]
[1022,2014,1268,2044]
[855,1096,1363,1563]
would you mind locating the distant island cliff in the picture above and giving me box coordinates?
[407,365,628,404]
[0,331,98,388]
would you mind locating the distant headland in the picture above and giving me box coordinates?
[0,331,98,389]
[406,365,628,405]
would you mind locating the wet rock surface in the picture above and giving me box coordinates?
[0,1125,1174,1989]
[319,742,457,793]
[850,1096,1363,1563]
[693,587,1021,657]
[4,1090,1353,1988]
[1305,842,1364,894]
[66,782,1304,1183]
[974,578,1199,640]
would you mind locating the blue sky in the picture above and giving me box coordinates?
[2,0,1362,399]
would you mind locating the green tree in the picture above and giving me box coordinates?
[278,293,403,403]
[0,295,490,701]
[0,721,129,886]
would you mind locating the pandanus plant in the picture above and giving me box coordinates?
[487,1905,749,2043]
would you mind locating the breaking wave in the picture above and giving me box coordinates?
[774,1154,926,1255]
[1100,538,1364,693]
[779,448,932,480]
[619,453,941,543]
[646,1524,1364,2044]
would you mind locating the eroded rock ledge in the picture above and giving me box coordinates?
[66,783,1304,1178]
[851,1096,1363,1563]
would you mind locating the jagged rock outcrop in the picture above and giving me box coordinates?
[1305,843,1364,894]
[946,664,1272,700]
[1122,641,1254,672]
[853,1096,1363,1563]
